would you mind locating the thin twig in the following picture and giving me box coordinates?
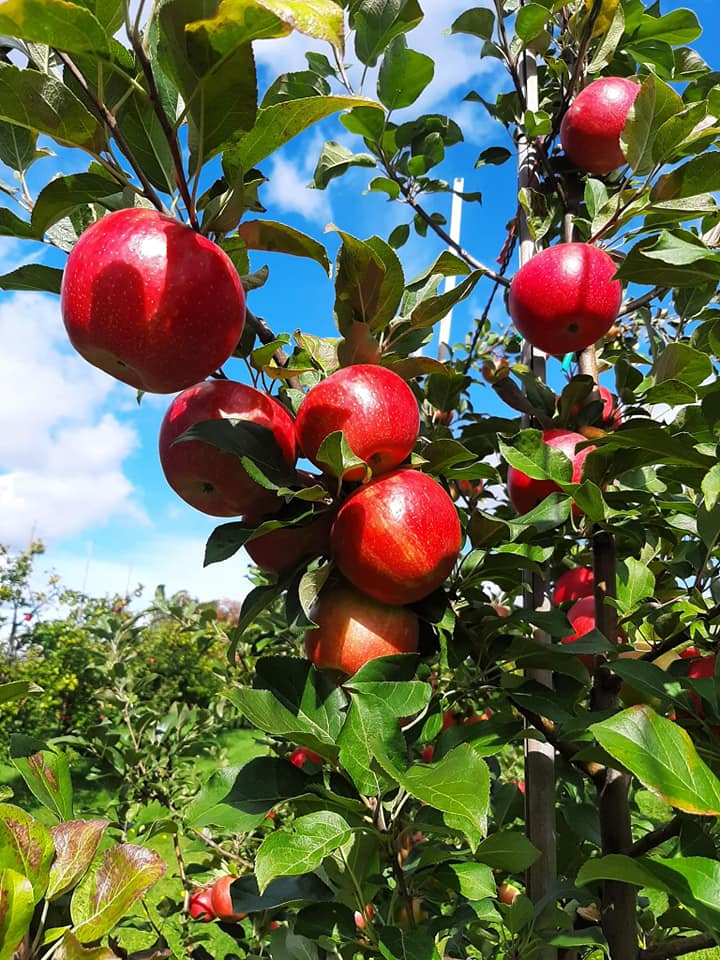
[54,50,168,212]
[190,827,254,869]
[629,815,681,858]
[618,287,667,317]
[127,23,200,229]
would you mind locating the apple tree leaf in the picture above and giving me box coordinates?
[255,811,352,891]
[47,820,110,901]
[0,869,35,960]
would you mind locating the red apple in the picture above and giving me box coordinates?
[497,882,520,905]
[245,512,334,575]
[188,887,215,922]
[572,385,621,429]
[506,429,594,515]
[331,470,462,606]
[288,747,323,768]
[509,243,622,355]
[61,209,245,393]
[159,380,296,518]
[457,478,485,499]
[553,567,594,605]
[563,596,597,669]
[420,744,434,763]
[354,904,375,930]
[560,76,640,174]
[305,583,419,677]
[210,876,246,922]
[687,654,716,717]
[295,364,420,480]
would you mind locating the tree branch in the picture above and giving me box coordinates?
[629,815,681,858]
[640,934,718,960]
[127,25,199,230]
[618,287,667,317]
[54,50,168,213]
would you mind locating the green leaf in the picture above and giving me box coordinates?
[224,757,311,813]
[449,8,494,40]
[0,804,54,903]
[226,873,334,913]
[475,832,541,872]
[577,854,720,933]
[620,75,683,175]
[54,931,118,960]
[653,152,720,205]
[0,0,110,55]
[379,926,440,960]
[332,229,404,333]
[499,431,573,484]
[115,91,175,194]
[311,140,376,189]
[702,463,720,511]
[377,35,433,110]
[351,0,424,68]
[187,0,345,52]
[262,69,331,107]
[449,862,496,900]
[237,219,330,273]
[70,844,166,943]
[0,123,41,173]
[174,419,297,488]
[0,681,40,705]
[47,820,109,901]
[409,270,483,328]
[632,8,701,46]
[616,558,656,616]
[591,705,720,815]
[0,869,34,960]
[315,430,369,481]
[0,63,104,153]
[31,173,123,237]
[10,742,73,821]
[589,425,714,470]
[651,343,712,389]
[515,2,548,43]
[255,811,352,891]
[223,95,381,174]
[475,145,511,167]
[338,690,404,796]
[225,656,345,751]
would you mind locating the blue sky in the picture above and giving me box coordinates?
[1,0,716,603]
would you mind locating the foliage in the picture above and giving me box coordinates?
[1,0,720,959]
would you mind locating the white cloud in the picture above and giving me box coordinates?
[0,292,146,545]
[264,148,332,224]
[50,534,254,604]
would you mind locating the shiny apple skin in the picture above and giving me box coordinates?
[159,380,296,519]
[305,583,419,677]
[560,77,639,174]
[210,876,246,922]
[553,566,594,605]
[188,887,215,922]
[61,209,246,393]
[331,469,462,605]
[506,429,594,515]
[295,364,420,479]
[509,243,622,355]
[245,512,334,574]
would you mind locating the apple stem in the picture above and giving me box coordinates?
[54,50,169,216]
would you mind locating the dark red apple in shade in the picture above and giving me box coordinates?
[560,76,640,174]
[304,583,419,677]
[572,385,622,429]
[209,876,246,922]
[506,429,594,515]
[188,887,215,922]
[61,209,246,393]
[331,469,462,606]
[687,654,717,717]
[245,512,334,575]
[563,595,597,670]
[295,364,420,480]
[553,566,594,605]
[159,380,296,518]
[509,243,622,355]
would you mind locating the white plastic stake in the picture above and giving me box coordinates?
[436,177,464,361]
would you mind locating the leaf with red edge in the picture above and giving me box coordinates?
[0,803,54,902]
[55,931,119,960]
[47,820,110,901]
[70,844,166,943]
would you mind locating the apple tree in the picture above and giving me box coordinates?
[2,1,720,959]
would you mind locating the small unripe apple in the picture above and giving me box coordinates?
[354,904,375,930]
[61,209,246,393]
[209,876,246,922]
[553,567,594,605]
[159,380,296,518]
[245,512,334,575]
[331,470,462,605]
[497,882,520,905]
[188,887,215,922]
[457,478,484,499]
[506,429,594,515]
[305,583,419,677]
[560,76,640,174]
[509,244,622,355]
[288,747,323,768]
[295,364,420,480]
